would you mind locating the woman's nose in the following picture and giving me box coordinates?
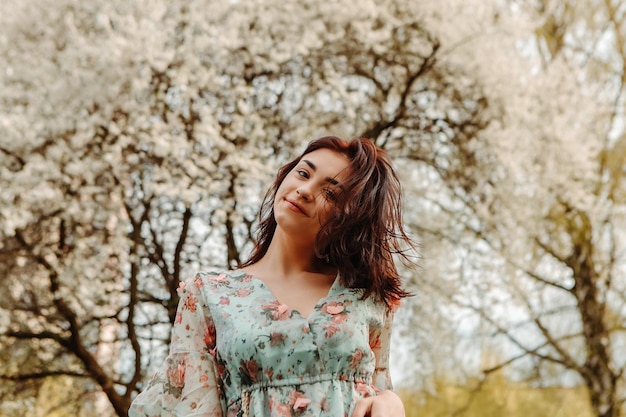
[296,187,313,200]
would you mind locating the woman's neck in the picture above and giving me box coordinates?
[256,231,331,276]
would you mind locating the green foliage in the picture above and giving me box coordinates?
[401,374,594,417]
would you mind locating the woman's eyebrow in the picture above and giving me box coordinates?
[302,159,344,189]
[302,159,317,171]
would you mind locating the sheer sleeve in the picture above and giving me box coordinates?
[129,275,224,417]
[369,308,395,392]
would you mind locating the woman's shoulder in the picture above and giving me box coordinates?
[188,269,257,306]
[193,268,250,287]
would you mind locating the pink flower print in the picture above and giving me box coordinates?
[389,296,402,312]
[262,301,291,320]
[269,395,292,417]
[213,273,229,283]
[270,332,287,347]
[167,362,185,388]
[277,403,292,417]
[369,335,382,350]
[275,304,289,319]
[185,293,198,313]
[217,361,227,378]
[331,314,348,324]
[349,348,366,369]
[228,402,241,417]
[204,323,216,349]
[292,392,311,412]
[176,281,186,295]
[322,323,340,338]
[236,287,252,297]
[219,296,230,305]
[174,312,183,324]
[193,276,204,289]
[240,359,260,383]
[323,302,344,315]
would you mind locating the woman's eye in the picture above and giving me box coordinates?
[297,169,309,178]
[323,189,337,201]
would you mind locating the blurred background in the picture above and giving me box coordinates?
[1,0,625,416]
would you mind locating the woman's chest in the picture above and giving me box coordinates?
[203,278,383,370]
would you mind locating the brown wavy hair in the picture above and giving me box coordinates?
[240,136,416,307]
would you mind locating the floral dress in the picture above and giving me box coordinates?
[129,269,395,417]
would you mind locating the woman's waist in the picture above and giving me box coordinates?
[238,371,373,391]
[227,373,378,416]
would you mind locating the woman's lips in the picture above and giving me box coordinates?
[286,199,307,216]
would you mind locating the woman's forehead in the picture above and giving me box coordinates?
[299,148,350,178]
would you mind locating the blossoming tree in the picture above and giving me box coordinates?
[1,0,624,416]
[0,0,474,415]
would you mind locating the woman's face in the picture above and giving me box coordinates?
[273,148,350,244]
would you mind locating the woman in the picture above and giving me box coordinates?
[129,136,416,417]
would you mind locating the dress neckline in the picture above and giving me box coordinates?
[244,272,341,321]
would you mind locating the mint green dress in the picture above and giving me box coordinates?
[129,270,395,417]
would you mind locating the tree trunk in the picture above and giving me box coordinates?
[566,210,619,417]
